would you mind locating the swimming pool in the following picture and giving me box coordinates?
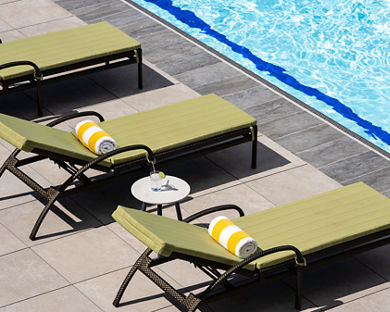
[127,0,390,153]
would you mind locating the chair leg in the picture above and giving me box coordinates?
[137,48,143,89]
[29,187,60,240]
[175,202,183,221]
[0,149,20,178]
[251,125,258,169]
[0,155,12,178]
[113,248,201,311]
[113,248,152,307]
[36,80,43,117]
[295,266,303,310]
[1,148,59,240]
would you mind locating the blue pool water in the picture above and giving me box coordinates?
[129,0,390,152]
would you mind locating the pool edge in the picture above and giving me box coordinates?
[122,0,390,160]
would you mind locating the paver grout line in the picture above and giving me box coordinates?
[27,247,141,306]
[204,155,244,181]
[280,279,319,310]
[317,150,386,171]
[243,163,309,206]
[315,154,375,173]
[104,217,145,253]
[0,248,104,312]
[205,146,306,186]
[81,5,133,23]
[259,110,313,130]
[271,122,334,143]
[151,304,181,312]
[353,256,389,283]
[340,165,390,186]
[0,198,37,212]
[327,283,390,309]
[2,15,77,33]
[68,281,106,312]
[243,162,308,185]
[298,145,370,170]
[318,150,390,167]
[77,265,132,284]
[0,0,20,7]
[0,246,29,258]
[217,83,261,98]
[0,284,71,310]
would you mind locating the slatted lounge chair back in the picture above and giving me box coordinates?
[111,182,390,311]
[0,112,106,165]
[0,94,256,166]
[0,94,257,240]
[0,22,142,116]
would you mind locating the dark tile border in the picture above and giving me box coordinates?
[123,0,390,160]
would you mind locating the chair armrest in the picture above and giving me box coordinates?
[46,111,105,127]
[0,60,42,80]
[183,204,245,223]
[58,144,155,192]
[200,245,306,299]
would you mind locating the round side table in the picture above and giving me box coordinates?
[131,175,190,220]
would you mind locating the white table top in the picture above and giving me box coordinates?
[131,175,190,205]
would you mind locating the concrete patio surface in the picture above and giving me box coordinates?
[1,0,390,311]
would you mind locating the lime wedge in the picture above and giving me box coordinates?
[158,171,165,179]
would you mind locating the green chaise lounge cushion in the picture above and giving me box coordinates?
[0,94,256,167]
[101,94,257,164]
[0,22,141,81]
[112,182,390,270]
[0,112,108,165]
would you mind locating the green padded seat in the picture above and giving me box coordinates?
[0,94,255,167]
[100,94,257,165]
[0,22,140,80]
[0,112,110,166]
[112,182,390,270]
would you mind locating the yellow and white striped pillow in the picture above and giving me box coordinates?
[75,120,117,155]
[208,216,258,258]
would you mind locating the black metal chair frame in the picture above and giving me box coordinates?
[0,41,142,116]
[0,111,257,240]
[112,205,390,312]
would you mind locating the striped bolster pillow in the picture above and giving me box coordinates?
[208,216,258,258]
[75,120,117,155]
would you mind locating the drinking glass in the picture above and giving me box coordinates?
[150,171,163,191]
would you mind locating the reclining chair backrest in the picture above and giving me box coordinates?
[0,113,106,165]
[113,182,390,270]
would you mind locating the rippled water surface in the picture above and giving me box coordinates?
[131,0,390,152]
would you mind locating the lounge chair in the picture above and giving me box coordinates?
[0,22,142,116]
[0,94,257,240]
[111,182,390,311]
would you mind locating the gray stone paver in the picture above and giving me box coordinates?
[0,18,12,32]
[283,258,389,309]
[0,0,71,28]
[296,135,369,169]
[0,223,26,256]
[75,267,179,312]
[1,0,390,311]
[32,226,140,283]
[261,111,323,140]
[0,286,103,312]
[342,166,390,194]
[320,151,390,184]
[0,197,101,247]
[274,123,345,153]
[0,249,69,307]
[326,287,390,312]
